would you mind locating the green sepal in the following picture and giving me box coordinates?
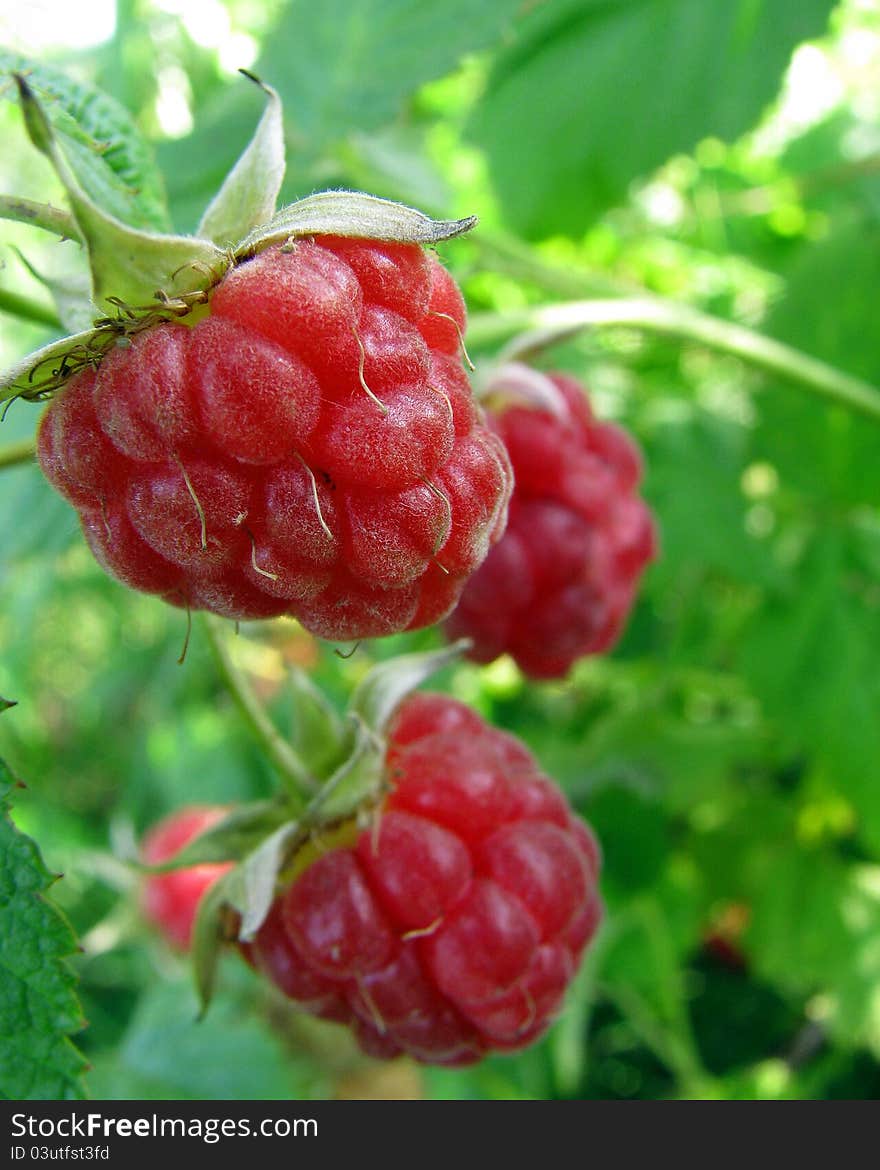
[12,74,228,315]
[2,78,477,405]
[0,51,171,232]
[191,819,302,1011]
[235,190,477,257]
[349,639,471,735]
[0,326,110,403]
[13,248,93,334]
[197,73,285,248]
[294,640,473,825]
[297,713,382,828]
[138,799,292,873]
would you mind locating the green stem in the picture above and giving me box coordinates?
[0,285,62,328]
[0,437,36,471]
[201,614,317,803]
[0,194,81,240]
[467,297,880,425]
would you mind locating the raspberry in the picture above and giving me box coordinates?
[141,805,232,950]
[246,694,602,1066]
[37,239,512,640]
[446,370,657,678]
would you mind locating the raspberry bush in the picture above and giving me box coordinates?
[447,366,657,678]
[4,5,878,1107]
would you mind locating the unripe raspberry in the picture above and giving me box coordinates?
[37,239,512,641]
[247,694,602,1066]
[141,806,232,950]
[446,369,657,678]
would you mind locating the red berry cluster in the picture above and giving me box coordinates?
[447,371,657,678]
[141,805,232,950]
[245,694,602,1066]
[37,238,511,641]
[140,695,602,1066]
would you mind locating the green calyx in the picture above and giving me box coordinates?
[0,70,476,406]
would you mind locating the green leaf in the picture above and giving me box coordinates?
[468,0,836,237]
[738,533,880,852]
[758,215,880,506]
[0,457,78,566]
[259,0,524,149]
[645,411,773,587]
[746,850,880,1056]
[192,820,302,1009]
[0,759,86,1099]
[197,75,285,248]
[0,50,170,232]
[88,975,318,1100]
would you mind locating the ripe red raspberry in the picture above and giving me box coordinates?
[446,369,657,678]
[245,694,602,1066]
[37,239,511,640]
[141,805,232,950]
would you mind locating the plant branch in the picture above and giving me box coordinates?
[0,194,81,240]
[0,437,36,471]
[0,285,62,328]
[201,613,317,803]
[467,296,880,425]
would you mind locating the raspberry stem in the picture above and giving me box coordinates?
[201,614,318,805]
[0,194,81,242]
[467,297,880,425]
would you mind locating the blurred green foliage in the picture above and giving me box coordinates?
[2,0,880,1101]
